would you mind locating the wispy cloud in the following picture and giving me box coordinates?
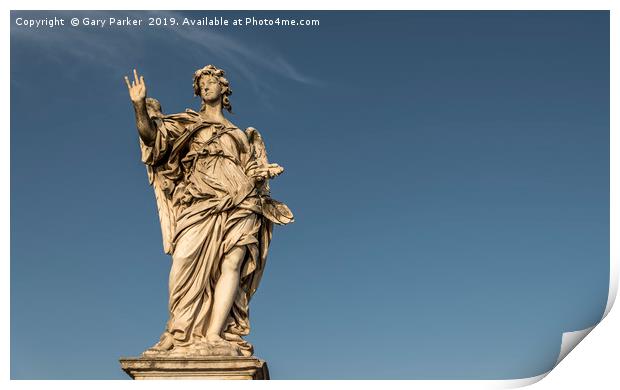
[148,10,323,105]
[11,10,321,105]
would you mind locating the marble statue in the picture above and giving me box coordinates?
[124,65,293,359]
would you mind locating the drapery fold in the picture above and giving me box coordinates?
[140,109,275,356]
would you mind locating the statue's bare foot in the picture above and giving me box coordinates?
[143,332,174,355]
[205,334,228,345]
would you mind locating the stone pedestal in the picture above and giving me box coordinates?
[119,356,269,380]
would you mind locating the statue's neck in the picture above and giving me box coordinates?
[200,102,225,122]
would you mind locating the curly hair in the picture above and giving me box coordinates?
[193,64,232,113]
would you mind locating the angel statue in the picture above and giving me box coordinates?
[124,65,294,358]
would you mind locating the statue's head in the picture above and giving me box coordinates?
[193,65,232,113]
[145,97,163,118]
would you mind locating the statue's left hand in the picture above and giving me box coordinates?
[246,161,284,183]
[265,163,284,178]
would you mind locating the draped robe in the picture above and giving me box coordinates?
[140,109,277,356]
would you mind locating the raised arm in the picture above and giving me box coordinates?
[124,69,156,146]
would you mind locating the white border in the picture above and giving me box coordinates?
[4,1,617,389]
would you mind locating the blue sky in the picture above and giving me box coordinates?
[10,11,609,379]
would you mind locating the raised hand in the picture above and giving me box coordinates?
[125,68,156,145]
[124,68,147,103]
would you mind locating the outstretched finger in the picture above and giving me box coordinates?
[124,76,132,90]
[140,75,145,86]
[133,68,139,84]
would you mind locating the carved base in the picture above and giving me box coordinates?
[142,339,244,358]
[119,356,269,380]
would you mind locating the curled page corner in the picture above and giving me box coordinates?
[497,264,619,389]
[552,257,619,368]
[490,326,597,388]
[555,326,595,365]
[494,372,548,389]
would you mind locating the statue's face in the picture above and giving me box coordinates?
[199,75,223,105]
